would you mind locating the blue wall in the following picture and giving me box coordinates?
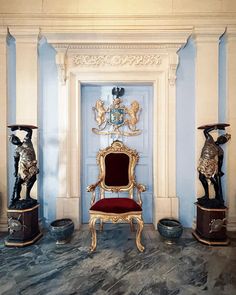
[219,33,227,202]
[7,36,59,225]
[7,34,16,205]
[176,38,196,227]
[38,38,59,225]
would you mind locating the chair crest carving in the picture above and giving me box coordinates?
[87,140,146,252]
[97,140,139,161]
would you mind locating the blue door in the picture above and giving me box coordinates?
[81,85,153,223]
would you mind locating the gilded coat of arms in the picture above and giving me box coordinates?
[92,87,142,136]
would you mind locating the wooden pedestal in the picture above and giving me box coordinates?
[5,204,42,247]
[192,203,229,245]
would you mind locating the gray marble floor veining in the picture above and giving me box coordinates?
[0,224,236,295]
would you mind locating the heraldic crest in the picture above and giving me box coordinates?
[92,87,142,136]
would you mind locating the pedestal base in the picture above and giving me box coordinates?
[5,231,43,247]
[5,204,42,247]
[192,230,229,245]
[192,203,229,246]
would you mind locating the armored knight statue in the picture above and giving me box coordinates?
[8,125,39,209]
[197,123,231,208]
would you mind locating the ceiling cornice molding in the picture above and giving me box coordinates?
[1,12,236,19]
[1,13,236,28]
[43,30,192,46]
[52,43,182,50]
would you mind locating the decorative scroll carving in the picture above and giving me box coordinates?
[72,54,161,67]
[168,51,179,87]
[168,63,178,86]
[56,51,68,84]
[96,140,139,164]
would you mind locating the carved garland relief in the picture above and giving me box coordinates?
[72,54,161,67]
[56,50,177,87]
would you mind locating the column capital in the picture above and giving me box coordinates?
[226,25,236,42]
[8,27,40,43]
[0,26,8,42]
[193,26,226,44]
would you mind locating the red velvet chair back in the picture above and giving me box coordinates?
[97,140,139,194]
[105,153,130,187]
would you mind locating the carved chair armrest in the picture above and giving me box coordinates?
[133,182,146,207]
[87,184,96,192]
[87,179,102,206]
[135,183,146,193]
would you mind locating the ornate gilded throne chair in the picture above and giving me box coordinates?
[87,140,146,252]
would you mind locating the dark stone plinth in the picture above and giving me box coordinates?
[9,197,38,210]
[192,203,229,245]
[5,204,42,247]
[197,196,226,209]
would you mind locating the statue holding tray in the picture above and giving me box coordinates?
[192,123,231,245]
[8,125,39,209]
[197,123,231,208]
[5,124,42,247]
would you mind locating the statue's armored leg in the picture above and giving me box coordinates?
[26,175,36,199]
[212,176,224,205]
[198,172,209,200]
[10,179,18,205]
[15,177,24,201]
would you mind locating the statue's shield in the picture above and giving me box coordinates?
[110,108,125,126]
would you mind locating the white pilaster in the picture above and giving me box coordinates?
[226,26,236,231]
[154,49,180,226]
[10,27,39,199]
[0,27,8,231]
[55,50,81,228]
[193,26,225,198]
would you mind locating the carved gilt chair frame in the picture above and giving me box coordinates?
[87,141,146,252]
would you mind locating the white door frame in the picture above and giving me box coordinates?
[49,34,190,228]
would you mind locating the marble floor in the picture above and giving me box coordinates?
[0,224,236,295]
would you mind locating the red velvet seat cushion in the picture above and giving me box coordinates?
[90,198,142,214]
